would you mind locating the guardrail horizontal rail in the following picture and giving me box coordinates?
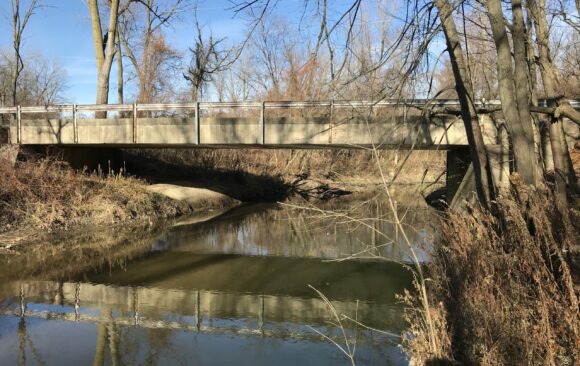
[0,107,16,113]
[0,99,578,114]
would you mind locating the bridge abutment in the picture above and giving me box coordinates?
[24,146,126,173]
[59,147,125,173]
[446,147,472,205]
[447,144,511,209]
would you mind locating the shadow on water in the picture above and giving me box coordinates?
[0,198,437,365]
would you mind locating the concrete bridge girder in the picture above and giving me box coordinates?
[11,115,491,147]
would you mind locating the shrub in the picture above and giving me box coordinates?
[403,175,579,365]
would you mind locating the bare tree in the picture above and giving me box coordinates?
[118,0,185,103]
[0,54,12,107]
[21,54,67,105]
[10,0,41,106]
[116,31,124,104]
[212,52,256,102]
[0,51,67,107]
[485,0,542,187]
[529,0,579,205]
[184,18,236,102]
[249,18,289,98]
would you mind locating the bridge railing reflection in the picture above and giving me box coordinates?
[1,281,405,341]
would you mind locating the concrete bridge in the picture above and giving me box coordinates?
[0,99,531,148]
[1,100,578,205]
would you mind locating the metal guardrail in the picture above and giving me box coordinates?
[1,99,579,114]
[2,99,578,145]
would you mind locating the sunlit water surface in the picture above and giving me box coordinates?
[0,199,436,365]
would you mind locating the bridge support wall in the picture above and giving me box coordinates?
[61,147,125,172]
[25,146,125,173]
[446,147,472,205]
[447,144,511,209]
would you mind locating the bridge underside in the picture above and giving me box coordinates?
[23,144,475,208]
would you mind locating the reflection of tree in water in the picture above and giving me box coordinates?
[0,223,172,284]
[166,197,436,262]
[17,284,46,366]
[90,316,181,366]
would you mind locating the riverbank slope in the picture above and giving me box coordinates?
[0,147,240,249]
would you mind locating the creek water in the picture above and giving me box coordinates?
[0,198,436,365]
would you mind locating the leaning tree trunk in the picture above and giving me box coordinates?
[89,0,104,72]
[486,0,541,186]
[434,0,495,208]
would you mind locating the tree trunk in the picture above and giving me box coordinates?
[11,0,20,107]
[12,53,19,107]
[10,0,41,107]
[11,0,26,106]
[486,0,541,186]
[526,10,553,172]
[89,0,104,73]
[116,32,123,104]
[511,0,543,183]
[529,0,578,202]
[434,0,495,208]
[138,4,153,104]
[90,0,120,117]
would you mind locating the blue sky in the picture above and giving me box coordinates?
[0,0,408,104]
[0,0,259,104]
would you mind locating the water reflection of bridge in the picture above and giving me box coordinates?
[0,270,407,365]
[1,280,404,341]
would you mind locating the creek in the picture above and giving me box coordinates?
[0,197,436,365]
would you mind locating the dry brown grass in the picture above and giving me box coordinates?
[571,145,580,175]
[403,175,580,365]
[0,151,192,243]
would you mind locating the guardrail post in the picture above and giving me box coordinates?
[132,103,138,143]
[329,100,334,144]
[16,105,21,144]
[195,101,200,144]
[73,104,78,144]
[196,290,201,332]
[260,101,265,144]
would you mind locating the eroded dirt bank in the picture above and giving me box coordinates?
[0,147,243,251]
